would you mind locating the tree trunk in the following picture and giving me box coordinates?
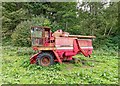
[107,27,112,36]
[104,27,106,36]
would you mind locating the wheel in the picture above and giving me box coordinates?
[72,58,81,63]
[36,52,54,66]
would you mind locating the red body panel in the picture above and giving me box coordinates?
[55,37,75,47]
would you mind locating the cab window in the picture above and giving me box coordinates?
[31,27,42,38]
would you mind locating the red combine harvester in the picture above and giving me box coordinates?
[30,26,96,66]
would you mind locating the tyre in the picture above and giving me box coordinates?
[36,52,54,66]
[72,58,81,63]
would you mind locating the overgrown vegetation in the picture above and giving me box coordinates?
[2,46,118,84]
[2,2,119,49]
[2,1,119,84]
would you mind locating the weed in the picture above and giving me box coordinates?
[2,46,118,84]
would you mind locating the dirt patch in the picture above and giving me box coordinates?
[63,61,75,70]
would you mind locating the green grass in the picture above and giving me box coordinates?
[1,46,118,84]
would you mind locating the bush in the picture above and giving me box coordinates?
[93,35,118,51]
[11,16,51,47]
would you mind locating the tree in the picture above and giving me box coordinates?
[2,2,28,39]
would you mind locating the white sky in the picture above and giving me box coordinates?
[76,0,111,11]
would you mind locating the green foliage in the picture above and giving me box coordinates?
[50,23,65,32]
[2,46,118,84]
[2,2,119,49]
[2,3,28,36]
[94,35,118,51]
[11,16,51,46]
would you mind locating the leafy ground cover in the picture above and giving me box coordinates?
[1,46,118,84]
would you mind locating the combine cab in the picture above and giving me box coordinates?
[30,26,96,66]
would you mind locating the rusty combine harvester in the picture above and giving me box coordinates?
[30,26,96,66]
